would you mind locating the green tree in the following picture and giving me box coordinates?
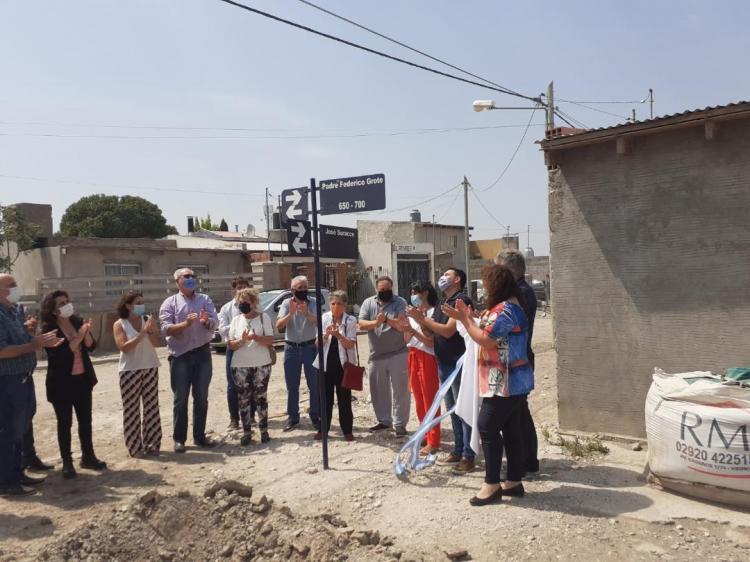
[60,194,177,238]
[198,213,220,231]
[0,204,42,273]
[219,218,229,232]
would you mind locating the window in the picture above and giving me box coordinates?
[104,263,142,296]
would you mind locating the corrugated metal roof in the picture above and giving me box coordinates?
[542,100,750,146]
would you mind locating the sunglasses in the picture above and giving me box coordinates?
[182,274,195,279]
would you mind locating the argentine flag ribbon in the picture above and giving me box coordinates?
[392,355,465,477]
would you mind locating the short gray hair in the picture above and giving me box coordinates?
[330,290,348,304]
[173,267,193,281]
[290,275,308,288]
[495,250,526,276]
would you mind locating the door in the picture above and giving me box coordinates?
[396,254,430,300]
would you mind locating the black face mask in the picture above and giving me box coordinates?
[238,302,253,314]
[378,289,393,302]
[294,289,308,301]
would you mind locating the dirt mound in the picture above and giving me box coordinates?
[37,481,406,562]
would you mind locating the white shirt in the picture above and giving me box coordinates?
[117,318,161,373]
[228,313,273,368]
[313,312,358,371]
[406,307,435,356]
[218,299,242,340]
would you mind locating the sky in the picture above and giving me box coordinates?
[2,0,750,255]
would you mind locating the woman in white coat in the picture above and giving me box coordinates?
[315,290,358,441]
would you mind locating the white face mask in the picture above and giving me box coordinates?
[58,303,75,318]
[6,286,22,304]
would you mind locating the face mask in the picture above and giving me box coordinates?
[6,286,22,304]
[58,303,75,318]
[238,302,253,314]
[437,276,452,291]
[378,289,393,302]
[294,289,308,301]
[133,304,146,316]
[183,277,197,290]
[410,294,422,307]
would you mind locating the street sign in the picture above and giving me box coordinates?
[280,187,309,226]
[285,220,312,256]
[320,225,358,259]
[319,173,386,215]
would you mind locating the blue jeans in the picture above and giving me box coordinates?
[170,346,213,444]
[283,343,320,428]
[22,376,37,463]
[438,359,475,460]
[225,349,240,422]
[0,372,34,488]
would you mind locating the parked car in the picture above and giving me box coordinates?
[211,288,331,352]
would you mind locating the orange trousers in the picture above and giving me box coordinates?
[408,347,441,449]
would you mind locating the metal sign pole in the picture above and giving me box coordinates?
[310,177,330,469]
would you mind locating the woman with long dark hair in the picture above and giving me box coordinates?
[41,290,106,479]
[442,264,533,506]
[113,291,162,457]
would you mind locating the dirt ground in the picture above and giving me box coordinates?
[2,315,750,561]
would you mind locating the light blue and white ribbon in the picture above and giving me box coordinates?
[392,355,465,477]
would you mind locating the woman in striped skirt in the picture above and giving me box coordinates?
[113,291,163,457]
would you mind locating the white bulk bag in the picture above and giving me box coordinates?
[646,368,750,495]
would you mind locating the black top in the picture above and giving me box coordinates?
[517,278,538,367]
[42,316,98,403]
[326,335,343,374]
[432,291,473,365]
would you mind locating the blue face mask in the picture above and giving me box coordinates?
[183,277,197,290]
[133,304,146,316]
[410,294,422,307]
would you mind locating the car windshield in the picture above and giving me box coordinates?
[259,290,285,310]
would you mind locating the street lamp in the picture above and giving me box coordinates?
[472,100,496,112]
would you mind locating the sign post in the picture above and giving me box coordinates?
[282,173,385,470]
[309,177,330,470]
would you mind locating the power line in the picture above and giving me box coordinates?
[556,95,648,105]
[554,108,588,129]
[0,173,265,198]
[354,183,462,217]
[558,100,628,120]
[295,0,524,98]
[477,105,539,192]
[215,0,541,104]
[0,123,546,141]
[469,187,506,229]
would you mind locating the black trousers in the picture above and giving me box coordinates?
[521,395,539,471]
[478,394,524,484]
[324,363,353,435]
[51,377,94,462]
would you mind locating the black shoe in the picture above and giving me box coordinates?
[20,472,46,486]
[369,423,390,432]
[195,437,217,448]
[80,456,107,470]
[314,431,323,441]
[501,483,525,498]
[283,420,299,432]
[174,442,186,453]
[0,485,36,497]
[62,460,77,479]
[260,431,270,443]
[25,455,54,471]
[240,433,253,446]
[469,487,503,506]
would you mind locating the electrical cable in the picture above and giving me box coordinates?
[295,0,524,98]
[0,173,265,198]
[215,0,541,104]
[434,188,463,223]
[353,183,462,217]
[554,108,588,129]
[469,187,506,229]
[558,101,628,120]
[477,105,539,192]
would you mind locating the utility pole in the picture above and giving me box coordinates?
[546,81,555,130]
[432,214,436,284]
[265,188,272,261]
[277,194,285,260]
[527,224,530,251]
[462,176,471,298]
[649,88,654,119]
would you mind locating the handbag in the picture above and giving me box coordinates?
[341,316,364,391]
[261,313,277,366]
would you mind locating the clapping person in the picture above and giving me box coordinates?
[227,288,274,445]
[403,282,440,455]
[442,265,534,506]
[315,291,357,441]
[41,290,107,479]
[113,292,163,457]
